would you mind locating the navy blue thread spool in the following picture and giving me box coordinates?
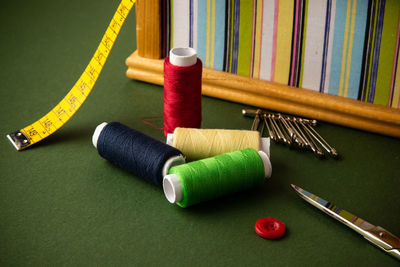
[92,122,185,187]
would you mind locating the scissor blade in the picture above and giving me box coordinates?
[291,184,374,231]
[291,184,400,256]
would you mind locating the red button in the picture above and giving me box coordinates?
[255,217,286,239]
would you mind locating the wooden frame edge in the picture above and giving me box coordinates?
[126,51,400,138]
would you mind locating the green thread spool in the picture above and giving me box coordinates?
[163,148,272,208]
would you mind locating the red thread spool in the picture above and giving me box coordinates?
[163,48,202,136]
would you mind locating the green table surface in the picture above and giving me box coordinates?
[1,1,399,266]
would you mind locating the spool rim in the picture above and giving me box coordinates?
[166,133,174,146]
[163,174,183,203]
[260,137,270,158]
[169,47,197,67]
[258,150,272,178]
[162,155,186,177]
[92,122,108,148]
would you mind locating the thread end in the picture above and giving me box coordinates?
[163,174,182,203]
[92,122,108,148]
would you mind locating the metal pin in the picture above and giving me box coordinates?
[278,114,296,141]
[285,116,317,127]
[269,114,289,144]
[263,113,276,141]
[300,120,339,158]
[243,109,330,157]
[298,119,324,158]
[301,118,318,127]
[242,108,262,118]
[259,116,265,136]
[285,117,306,148]
[292,118,310,148]
[251,109,262,131]
[273,114,292,146]
[268,114,283,142]
[301,123,331,156]
[251,114,260,131]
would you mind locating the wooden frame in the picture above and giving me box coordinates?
[126,0,400,138]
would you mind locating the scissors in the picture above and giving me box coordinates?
[291,184,400,260]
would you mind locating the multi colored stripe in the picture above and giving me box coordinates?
[252,0,264,78]
[289,0,304,87]
[346,0,368,99]
[274,0,294,84]
[171,0,190,48]
[388,11,400,107]
[259,0,275,81]
[373,0,400,105]
[232,0,240,74]
[367,0,385,103]
[168,0,400,107]
[391,30,400,108]
[250,0,258,77]
[223,0,233,72]
[292,184,376,231]
[361,0,379,101]
[320,0,332,92]
[270,0,279,81]
[300,0,327,91]
[324,0,369,100]
[161,0,171,58]
[237,0,253,76]
[392,51,400,109]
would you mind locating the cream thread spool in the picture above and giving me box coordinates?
[166,128,270,161]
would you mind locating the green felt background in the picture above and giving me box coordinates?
[0,0,399,266]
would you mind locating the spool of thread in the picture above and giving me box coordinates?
[92,122,185,187]
[163,148,272,208]
[166,128,270,161]
[163,47,203,136]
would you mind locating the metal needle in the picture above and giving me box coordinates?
[259,116,265,136]
[300,118,318,127]
[292,118,310,148]
[286,116,317,127]
[251,109,262,131]
[268,114,283,143]
[243,109,331,157]
[300,120,339,158]
[263,113,276,141]
[242,108,261,118]
[285,117,306,148]
[274,114,292,146]
[298,119,324,158]
[278,114,296,141]
[270,114,289,144]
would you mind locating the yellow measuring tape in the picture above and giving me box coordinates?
[7,0,136,151]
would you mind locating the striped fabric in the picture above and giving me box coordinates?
[324,0,369,100]
[167,0,400,108]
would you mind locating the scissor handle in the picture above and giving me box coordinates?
[385,248,400,260]
[364,226,400,260]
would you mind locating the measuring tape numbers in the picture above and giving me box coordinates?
[7,0,136,151]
